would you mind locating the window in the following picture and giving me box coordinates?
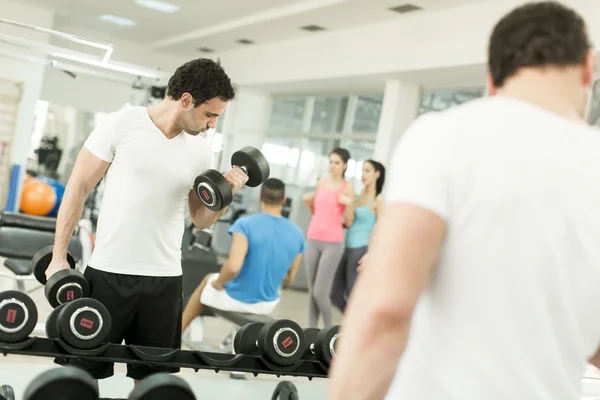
[339,139,376,190]
[351,94,383,133]
[309,97,348,134]
[418,87,485,115]
[587,79,600,127]
[260,137,305,183]
[268,98,306,134]
[267,93,383,136]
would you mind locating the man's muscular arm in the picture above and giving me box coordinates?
[188,191,228,230]
[48,148,110,278]
[188,166,248,229]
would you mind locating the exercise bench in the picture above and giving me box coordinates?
[0,211,82,293]
[203,305,274,326]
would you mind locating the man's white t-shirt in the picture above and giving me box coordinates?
[384,96,600,400]
[84,106,213,276]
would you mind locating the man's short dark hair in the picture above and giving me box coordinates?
[166,58,235,106]
[488,1,591,88]
[261,178,285,206]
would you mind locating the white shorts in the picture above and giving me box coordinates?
[200,273,279,315]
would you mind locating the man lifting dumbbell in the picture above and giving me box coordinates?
[43,58,248,384]
[32,245,88,308]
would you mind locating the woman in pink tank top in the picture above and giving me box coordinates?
[302,148,355,328]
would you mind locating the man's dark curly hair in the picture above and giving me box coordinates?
[166,58,235,106]
[488,1,592,88]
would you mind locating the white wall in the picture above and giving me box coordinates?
[219,88,272,171]
[374,80,420,165]
[0,0,54,209]
[41,68,147,114]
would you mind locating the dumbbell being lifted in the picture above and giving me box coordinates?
[33,245,90,308]
[194,146,270,211]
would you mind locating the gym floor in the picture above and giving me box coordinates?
[3,265,600,399]
[0,261,342,399]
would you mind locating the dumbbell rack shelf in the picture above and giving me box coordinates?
[0,337,330,380]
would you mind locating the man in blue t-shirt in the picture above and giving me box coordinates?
[182,178,305,332]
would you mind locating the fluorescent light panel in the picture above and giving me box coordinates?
[134,0,180,13]
[98,14,137,27]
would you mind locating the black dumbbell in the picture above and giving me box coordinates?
[0,290,38,344]
[0,384,14,400]
[33,245,90,308]
[310,325,341,366]
[47,298,111,350]
[23,367,98,400]
[271,381,298,400]
[302,328,320,360]
[194,146,270,211]
[233,319,305,367]
[129,374,196,400]
[45,303,66,340]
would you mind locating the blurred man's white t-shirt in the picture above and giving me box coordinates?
[384,96,600,399]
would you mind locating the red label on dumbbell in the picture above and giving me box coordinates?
[80,318,94,330]
[201,190,211,201]
[282,337,294,348]
[67,291,75,301]
[6,309,16,324]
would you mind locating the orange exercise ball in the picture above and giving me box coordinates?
[20,179,56,216]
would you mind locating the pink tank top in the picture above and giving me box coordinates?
[307,180,347,242]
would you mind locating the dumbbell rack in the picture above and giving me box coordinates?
[0,337,330,380]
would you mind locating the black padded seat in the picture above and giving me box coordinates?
[3,259,32,276]
[0,211,57,232]
[203,305,274,326]
[0,226,82,261]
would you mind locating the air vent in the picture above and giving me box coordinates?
[237,39,255,45]
[301,25,326,32]
[197,47,214,53]
[388,4,422,13]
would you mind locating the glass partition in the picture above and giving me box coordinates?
[418,87,485,115]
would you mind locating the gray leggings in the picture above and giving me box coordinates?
[304,239,345,328]
[330,246,368,313]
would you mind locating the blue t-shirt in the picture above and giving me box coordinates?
[224,213,305,303]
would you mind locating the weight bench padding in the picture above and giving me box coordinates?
[0,226,82,261]
[0,211,57,232]
[204,305,274,326]
[3,259,32,275]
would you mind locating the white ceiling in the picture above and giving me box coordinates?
[6,0,481,57]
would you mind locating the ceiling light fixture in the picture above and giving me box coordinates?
[0,17,114,62]
[388,4,422,14]
[98,14,137,27]
[134,0,180,13]
[300,25,326,32]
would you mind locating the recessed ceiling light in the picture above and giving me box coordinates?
[388,4,422,14]
[301,25,326,32]
[198,47,214,53]
[237,39,255,45]
[98,14,137,27]
[134,0,180,13]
